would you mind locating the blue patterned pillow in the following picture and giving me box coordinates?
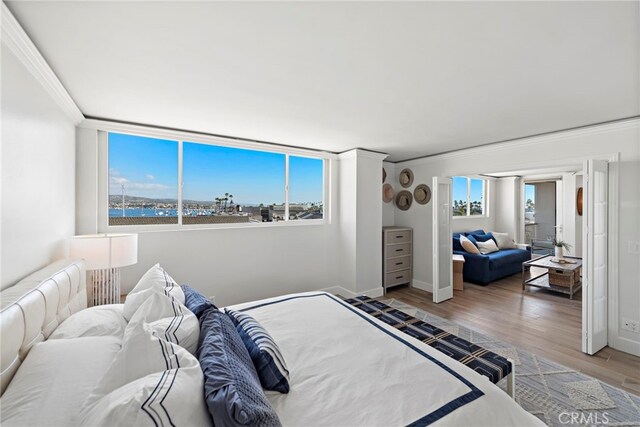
[181,285,217,318]
[226,310,290,394]
[197,308,281,427]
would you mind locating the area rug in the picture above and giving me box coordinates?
[380,298,640,427]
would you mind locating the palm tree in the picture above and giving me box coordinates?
[223,193,229,212]
[228,194,234,212]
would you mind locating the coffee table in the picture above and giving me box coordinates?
[522,255,582,299]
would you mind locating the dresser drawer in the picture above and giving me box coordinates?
[385,243,411,258]
[385,255,412,273]
[385,269,412,286]
[385,230,412,244]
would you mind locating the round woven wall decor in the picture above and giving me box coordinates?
[399,169,414,188]
[414,184,431,205]
[383,183,395,203]
[395,190,413,211]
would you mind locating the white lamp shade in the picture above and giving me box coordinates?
[69,234,138,270]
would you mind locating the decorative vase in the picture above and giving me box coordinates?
[554,246,564,259]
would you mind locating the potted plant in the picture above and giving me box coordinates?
[552,238,572,259]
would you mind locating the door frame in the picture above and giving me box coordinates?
[432,176,453,303]
[437,152,620,352]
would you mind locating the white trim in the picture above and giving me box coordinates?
[81,118,338,160]
[97,129,330,233]
[613,336,640,357]
[1,3,83,125]
[606,153,620,354]
[338,148,389,161]
[412,279,433,293]
[396,118,640,167]
[318,286,357,297]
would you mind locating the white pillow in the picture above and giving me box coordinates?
[492,232,517,249]
[49,305,127,340]
[460,235,480,254]
[477,239,500,254]
[81,311,209,426]
[123,264,185,321]
[124,291,199,355]
[1,337,121,427]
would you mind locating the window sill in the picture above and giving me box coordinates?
[452,215,490,220]
[102,218,328,233]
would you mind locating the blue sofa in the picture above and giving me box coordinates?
[453,229,531,286]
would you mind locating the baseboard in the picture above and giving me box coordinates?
[611,335,640,357]
[412,279,433,293]
[317,286,357,297]
[360,286,384,298]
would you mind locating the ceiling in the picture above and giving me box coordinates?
[6,1,639,162]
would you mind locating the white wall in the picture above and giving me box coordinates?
[494,177,519,239]
[338,149,385,296]
[76,126,342,305]
[393,119,640,355]
[382,161,395,226]
[1,45,76,289]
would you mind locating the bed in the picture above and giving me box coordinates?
[0,260,544,426]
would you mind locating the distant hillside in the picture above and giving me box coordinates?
[108,195,214,205]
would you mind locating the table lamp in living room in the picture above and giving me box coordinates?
[68,234,138,306]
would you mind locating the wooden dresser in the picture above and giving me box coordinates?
[382,226,413,294]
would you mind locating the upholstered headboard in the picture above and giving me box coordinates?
[0,259,87,396]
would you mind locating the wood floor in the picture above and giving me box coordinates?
[386,271,640,396]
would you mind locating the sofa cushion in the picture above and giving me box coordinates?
[487,249,531,269]
[466,229,485,236]
[453,236,464,252]
[469,232,496,244]
[477,239,499,254]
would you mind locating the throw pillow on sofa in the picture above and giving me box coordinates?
[476,239,499,254]
[460,235,480,254]
[492,232,517,249]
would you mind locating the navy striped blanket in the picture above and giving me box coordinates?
[343,296,512,384]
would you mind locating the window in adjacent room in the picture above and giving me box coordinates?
[108,133,179,226]
[452,176,486,217]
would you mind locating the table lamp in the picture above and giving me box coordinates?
[69,233,138,306]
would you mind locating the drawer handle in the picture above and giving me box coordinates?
[395,275,403,279]
[395,235,403,238]
[395,249,403,252]
[395,262,402,265]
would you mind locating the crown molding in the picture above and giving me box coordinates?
[338,148,389,161]
[396,117,640,167]
[1,2,84,125]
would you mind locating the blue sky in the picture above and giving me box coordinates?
[109,133,323,205]
[525,184,536,203]
[452,176,483,203]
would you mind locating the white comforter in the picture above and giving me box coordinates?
[228,292,544,427]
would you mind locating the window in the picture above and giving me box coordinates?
[109,133,179,226]
[288,156,324,220]
[107,132,325,227]
[452,176,486,217]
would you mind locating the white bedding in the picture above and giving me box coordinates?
[228,292,544,427]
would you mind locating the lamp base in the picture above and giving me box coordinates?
[90,268,121,306]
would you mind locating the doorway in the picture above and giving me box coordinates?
[431,157,614,356]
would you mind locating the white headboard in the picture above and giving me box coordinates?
[0,259,87,396]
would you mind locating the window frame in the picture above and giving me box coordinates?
[451,176,489,219]
[97,127,331,232]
